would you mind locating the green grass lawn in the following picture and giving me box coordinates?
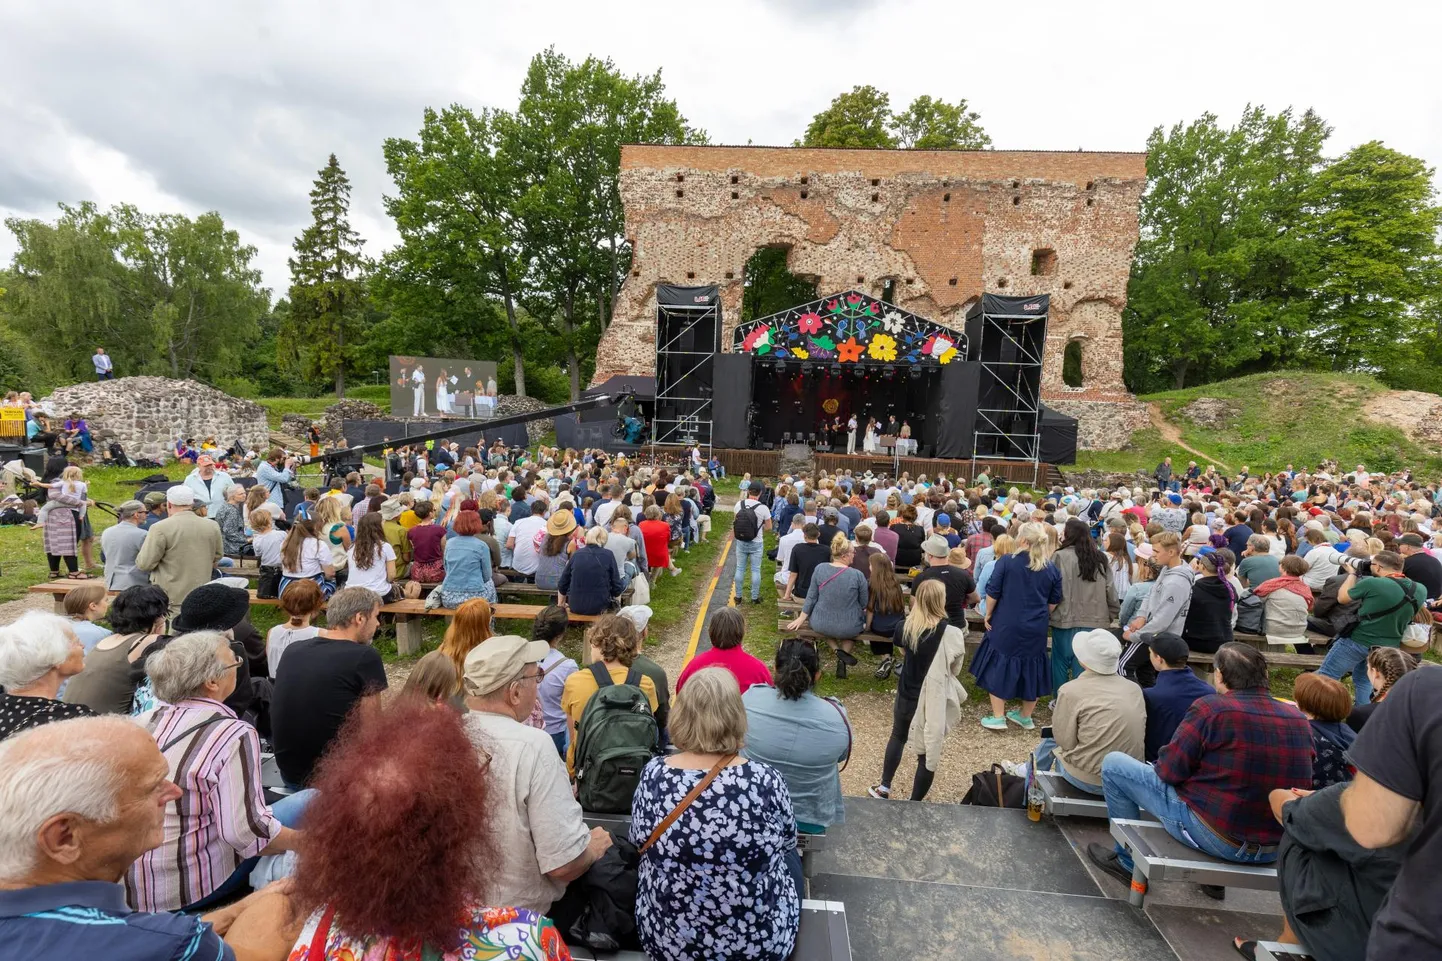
[1069,371,1442,477]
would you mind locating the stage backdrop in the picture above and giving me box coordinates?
[389,356,498,419]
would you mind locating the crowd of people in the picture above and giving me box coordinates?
[5,437,1442,959]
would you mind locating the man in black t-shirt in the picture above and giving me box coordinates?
[912,535,979,628]
[784,524,830,600]
[1343,667,1442,958]
[271,587,387,788]
[1397,534,1442,600]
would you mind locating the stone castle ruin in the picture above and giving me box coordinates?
[41,377,270,462]
[593,145,1151,449]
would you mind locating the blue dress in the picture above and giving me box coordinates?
[970,553,1063,700]
[630,757,800,961]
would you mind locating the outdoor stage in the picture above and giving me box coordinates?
[710,448,1063,487]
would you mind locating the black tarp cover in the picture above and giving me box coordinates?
[977,293,1049,318]
[1038,405,1078,465]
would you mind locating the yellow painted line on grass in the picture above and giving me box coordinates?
[683,533,733,668]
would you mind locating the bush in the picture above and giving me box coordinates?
[212,375,260,399]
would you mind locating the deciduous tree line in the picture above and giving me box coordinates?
[1,74,1436,402]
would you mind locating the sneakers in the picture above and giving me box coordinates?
[1006,709,1035,730]
[867,784,891,799]
[873,656,894,679]
[999,760,1028,778]
[981,716,1008,731]
[669,567,682,577]
[751,597,762,604]
[1087,842,1140,890]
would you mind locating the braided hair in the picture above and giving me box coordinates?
[1366,647,1418,702]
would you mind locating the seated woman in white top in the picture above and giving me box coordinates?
[346,513,398,602]
[279,518,336,598]
[268,578,324,678]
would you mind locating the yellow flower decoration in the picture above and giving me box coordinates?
[791,347,809,360]
[867,333,897,362]
[939,347,958,364]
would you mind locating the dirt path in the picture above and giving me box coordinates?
[0,592,51,626]
[1147,402,1231,472]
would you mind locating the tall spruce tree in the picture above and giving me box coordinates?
[286,154,366,397]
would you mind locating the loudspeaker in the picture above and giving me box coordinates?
[711,353,752,449]
[930,361,981,459]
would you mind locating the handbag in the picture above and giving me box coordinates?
[960,763,1026,808]
[256,565,282,599]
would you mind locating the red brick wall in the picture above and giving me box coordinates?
[596,144,1146,407]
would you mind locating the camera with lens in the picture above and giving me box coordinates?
[1338,554,1372,577]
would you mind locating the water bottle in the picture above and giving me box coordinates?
[1027,774,1045,822]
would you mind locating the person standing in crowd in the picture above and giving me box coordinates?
[101,499,150,589]
[733,481,772,603]
[0,612,93,739]
[213,483,250,557]
[270,587,386,790]
[868,579,960,801]
[92,346,114,379]
[972,523,1062,731]
[913,534,979,630]
[183,454,235,516]
[257,447,297,511]
[630,667,800,961]
[1049,518,1120,692]
[1089,644,1312,894]
[1119,531,1194,682]
[134,486,223,615]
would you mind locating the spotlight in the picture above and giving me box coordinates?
[802,362,814,375]
[831,363,842,375]
[910,368,922,380]
[883,368,895,381]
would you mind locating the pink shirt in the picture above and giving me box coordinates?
[871,526,899,561]
[676,645,773,693]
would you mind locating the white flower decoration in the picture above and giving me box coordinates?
[882,309,906,334]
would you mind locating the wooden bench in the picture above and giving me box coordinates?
[27,583,603,656]
[1109,817,1278,908]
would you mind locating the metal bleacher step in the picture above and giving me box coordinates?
[1109,818,1279,907]
[1256,943,1314,961]
[566,901,850,961]
[1035,770,1108,818]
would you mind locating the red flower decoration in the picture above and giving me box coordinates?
[797,311,823,335]
[742,325,773,352]
[846,293,863,305]
[837,337,864,363]
[825,299,839,312]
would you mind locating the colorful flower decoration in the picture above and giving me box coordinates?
[867,333,898,362]
[846,292,863,306]
[837,337,864,363]
[822,398,840,414]
[797,311,823,335]
[882,309,906,334]
[742,325,773,353]
[922,332,957,361]
[791,347,809,360]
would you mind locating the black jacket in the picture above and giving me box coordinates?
[1182,576,1234,654]
[1310,572,1361,638]
[559,544,623,615]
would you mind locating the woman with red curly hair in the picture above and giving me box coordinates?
[222,695,572,961]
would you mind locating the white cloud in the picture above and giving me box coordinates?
[2,0,1438,295]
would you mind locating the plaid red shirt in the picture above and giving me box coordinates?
[964,531,993,564]
[1154,689,1313,845]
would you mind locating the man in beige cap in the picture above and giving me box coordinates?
[101,499,150,589]
[461,635,611,915]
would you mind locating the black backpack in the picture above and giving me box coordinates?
[733,500,761,540]
[573,663,659,814]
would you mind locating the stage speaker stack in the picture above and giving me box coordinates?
[654,285,720,447]
[965,294,1048,461]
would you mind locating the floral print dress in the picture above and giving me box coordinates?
[287,904,570,961]
[629,757,800,961]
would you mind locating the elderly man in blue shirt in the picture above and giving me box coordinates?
[0,716,277,961]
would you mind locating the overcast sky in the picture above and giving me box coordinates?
[3,0,1438,295]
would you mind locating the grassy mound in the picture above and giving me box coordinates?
[1072,372,1442,476]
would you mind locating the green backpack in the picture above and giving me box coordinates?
[573,662,660,814]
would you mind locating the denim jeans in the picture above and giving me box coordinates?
[1317,635,1373,704]
[181,788,317,912]
[1100,753,1278,872]
[734,538,764,600]
[1050,627,1087,695]
[1033,736,1103,795]
[551,730,567,757]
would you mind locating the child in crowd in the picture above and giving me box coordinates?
[250,508,286,568]
[34,465,87,529]
[267,579,325,678]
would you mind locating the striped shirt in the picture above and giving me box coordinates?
[126,698,281,912]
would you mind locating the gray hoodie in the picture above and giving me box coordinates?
[1136,562,1196,638]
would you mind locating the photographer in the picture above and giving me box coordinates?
[258,447,299,511]
[1317,551,1425,704]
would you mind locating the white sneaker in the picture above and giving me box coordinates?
[670,567,682,577]
[1000,760,1028,778]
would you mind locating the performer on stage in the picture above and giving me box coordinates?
[434,370,451,414]
[411,364,426,416]
[818,421,830,448]
[899,420,914,456]
[847,414,858,455]
[864,417,879,454]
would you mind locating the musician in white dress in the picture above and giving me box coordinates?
[863,417,879,454]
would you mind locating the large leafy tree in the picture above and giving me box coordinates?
[1301,142,1442,371]
[1123,107,1328,390]
[378,105,530,394]
[508,47,702,398]
[283,154,368,397]
[3,202,267,384]
[801,87,990,150]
